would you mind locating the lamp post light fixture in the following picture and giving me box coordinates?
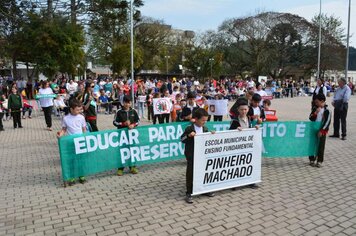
[209,58,214,78]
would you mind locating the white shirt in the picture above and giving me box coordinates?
[66,83,78,95]
[316,108,325,122]
[252,107,261,118]
[247,81,255,88]
[38,87,54,107]
[255,90,267,97]
[62,114,86,135]
[194,124,203,134]
[54,98,66,108]
[314,86,327,97]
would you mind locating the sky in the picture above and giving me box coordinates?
[141,0,355,46]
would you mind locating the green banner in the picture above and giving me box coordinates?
[35,94,57,99]
[58,121,320,181]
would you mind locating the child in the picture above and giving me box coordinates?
[22,96,33,119]
[152,92,162,124]
[113,95,140,176]
[213,94,224,121]
[262,99,271,110]
[248,93,265,125]
[98,89,112,114]
[308,93,331,168]
[8,87,23,128]
[176,99,187,122]
[0,94,5,131]
[181,108,215,204]
[263,99,278,122]
[57,99,87,185]
[230,100,259,130]
[181,92,199,122]
[229,101,259,189]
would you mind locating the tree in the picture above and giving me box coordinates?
[135,17,172,71]
[0,0,30,77]
[86,0,143,71]
[311,14,346,77]
[16,12,85,78]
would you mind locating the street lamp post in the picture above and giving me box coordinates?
[209,58,214,78]
[130,0,135,102]
[165,55,170,80]
[345,0,351,81]
[317,0,322,80]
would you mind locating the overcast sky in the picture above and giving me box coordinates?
[141,0,355,46]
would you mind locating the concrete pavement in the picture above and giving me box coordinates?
[0,96,355,236]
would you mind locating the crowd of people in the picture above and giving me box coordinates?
[0,75,354,131]
[0,74,354,200]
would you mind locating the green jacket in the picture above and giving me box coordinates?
[8,93,23,110]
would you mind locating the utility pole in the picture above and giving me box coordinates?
[130,0,135,103]
[317,0,322,80]
[345,0,351,81]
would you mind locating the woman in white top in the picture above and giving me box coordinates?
[38,81,54,131]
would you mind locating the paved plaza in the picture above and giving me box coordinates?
[0,96,355,236]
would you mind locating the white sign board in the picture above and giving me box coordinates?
[192,129,262,196]
[153,98,172,115]
[207,99,228,116]
[258,76,267,83]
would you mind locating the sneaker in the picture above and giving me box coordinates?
[309,161,315,167]
[68,179,76,186]
[130,167,139,174]
[22,116,26,119]
[204,192,215,197]
[315,162,322,168]
[18,126,23,128]
[78,176,87,184]
[117,169,124,176]
[185,194,193,204]
[341,136,346,141]
[28,116,32,119]
[47,127,53,131]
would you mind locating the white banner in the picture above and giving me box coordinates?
[192,129,262,195]
[207,99,228,116]
[153,98,172,115]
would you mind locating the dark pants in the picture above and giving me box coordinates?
[186,156,193,195]
[42,106,53,128]
[153,114,162,124]
[23,107,32,117]
[0,113,4,130]
[333,103,348,137]
[161,114,170,123]
[309,135,326,163]
[11,111,22,128]
[87,119,98,132]
[148,105,153,121]
[214,115,223,121]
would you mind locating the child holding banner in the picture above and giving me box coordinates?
[113,95,140,176]
[308,93,331,168]
[230,99,255,130]
[248,93,265,125]
[181,108,215,204]
[57,99,87,185]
